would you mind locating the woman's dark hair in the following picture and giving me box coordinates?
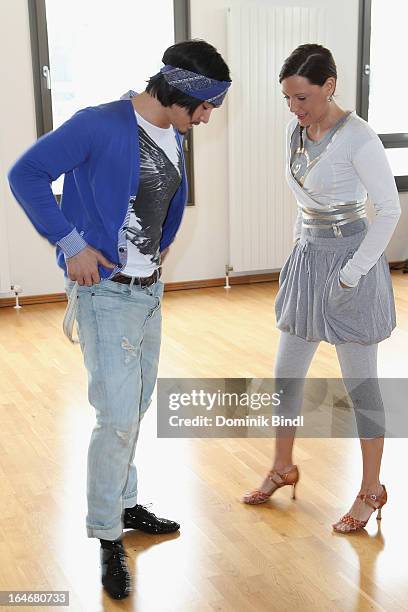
[146,39,231,115]
[279,44,337,86]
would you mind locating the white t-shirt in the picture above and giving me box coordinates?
[135,111,180,169]
[121,111,181,277]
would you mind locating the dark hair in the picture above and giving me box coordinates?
[146,39,231,115]
[279,44,337,87]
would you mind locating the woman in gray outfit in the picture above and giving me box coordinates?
[243,44,400,533]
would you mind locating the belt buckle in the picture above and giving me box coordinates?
[332,223,342,237]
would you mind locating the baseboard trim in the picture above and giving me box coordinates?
[0,292,68,308]
[0,263,405,308]
[164,271,279,292]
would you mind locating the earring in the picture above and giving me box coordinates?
[328,94,333,102]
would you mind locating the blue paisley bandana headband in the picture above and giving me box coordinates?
[160,64,231,106]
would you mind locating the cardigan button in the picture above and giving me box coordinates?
[119,247,126,253]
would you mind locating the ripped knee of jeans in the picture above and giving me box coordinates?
[121,337,139,364]
[114,423,139,443]
[115,429,131,443]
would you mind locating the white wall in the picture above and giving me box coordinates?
[0,0,64,296]
[1,0,407,296]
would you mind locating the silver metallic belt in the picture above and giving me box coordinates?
[300,200,367,237]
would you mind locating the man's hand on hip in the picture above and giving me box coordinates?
[66,246,116,286]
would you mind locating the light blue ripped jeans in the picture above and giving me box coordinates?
[65,278,163,540]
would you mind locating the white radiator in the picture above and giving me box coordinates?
[227,5,327,273]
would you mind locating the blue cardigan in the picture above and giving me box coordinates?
[8,99,187,278]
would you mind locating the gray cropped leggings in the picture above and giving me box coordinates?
[275,332,385,439]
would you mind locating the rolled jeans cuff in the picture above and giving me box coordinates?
[87,521,123,540]
[122,494,138,510]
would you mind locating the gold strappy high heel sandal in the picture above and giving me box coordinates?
[332,485,387,533]
[242,465,299,505]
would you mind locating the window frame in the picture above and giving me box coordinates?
[357,0,408,191]
[27,0,195,203]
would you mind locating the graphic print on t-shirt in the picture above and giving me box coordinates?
[122,120,182,277]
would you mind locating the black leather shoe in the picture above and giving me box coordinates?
[100,540,131,600]
[123,504,180,534]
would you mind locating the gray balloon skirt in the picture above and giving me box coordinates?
[275,223,396,345]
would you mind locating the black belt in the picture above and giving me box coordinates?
[111,268,161,287]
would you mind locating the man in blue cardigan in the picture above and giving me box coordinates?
[9,40,231,600]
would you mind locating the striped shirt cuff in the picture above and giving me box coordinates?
[57,229,88,258]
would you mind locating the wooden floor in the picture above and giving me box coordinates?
[0,273,407,612]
